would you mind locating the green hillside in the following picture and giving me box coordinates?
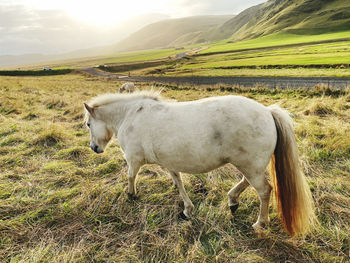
[119,31,350,78]
[112,15,233,52]
[220,0,350,41]
[202,30,350,54]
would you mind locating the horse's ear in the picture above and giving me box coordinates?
[84,103,95,117]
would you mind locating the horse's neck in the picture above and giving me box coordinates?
[102,99,141,132]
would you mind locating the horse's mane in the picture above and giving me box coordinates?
[88,90,163,107]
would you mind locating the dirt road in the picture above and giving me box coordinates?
[80,68,350,89]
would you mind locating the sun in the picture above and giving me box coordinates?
[24,0,177,26]
[65,2,130,25]
[24,0,179,26]
[61,0,170,26]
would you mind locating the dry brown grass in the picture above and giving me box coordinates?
[0,74,349,262]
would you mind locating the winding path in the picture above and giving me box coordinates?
[80,67,350,89]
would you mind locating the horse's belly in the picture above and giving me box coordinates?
[157,157,224,174]
[147,142,229,174]
[179,161,226,174]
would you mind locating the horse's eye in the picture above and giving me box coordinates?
[87,123,90,128]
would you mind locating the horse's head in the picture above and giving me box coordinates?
[84,103,113,154]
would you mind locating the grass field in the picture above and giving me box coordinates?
[163,68,350,78]
[0,73,349,262]
[83,49,184,65]
[201,31,350,54]
[92,31,350,78]
[15,48,188,71]
[11,30,350,79]
[140,37,350,78]
[190,42,350,67]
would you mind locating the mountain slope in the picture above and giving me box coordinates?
[220,0,350,41]
[0,13,169,68]
[112,15,234,52]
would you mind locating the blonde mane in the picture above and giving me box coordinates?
[88,90,163,108]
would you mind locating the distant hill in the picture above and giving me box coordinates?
[220,0,350,41]
[112,15,234,52]
[0,13,169,68]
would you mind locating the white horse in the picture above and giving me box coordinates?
[119,82,135,93]
[84,91,316,236]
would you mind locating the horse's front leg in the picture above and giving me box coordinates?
[170,171,194,219]
[127,162,141,197]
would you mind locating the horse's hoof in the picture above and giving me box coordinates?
[179,211,190,221]
[127,193,138,200]
[229,203,239,214]
[252,222,268,237]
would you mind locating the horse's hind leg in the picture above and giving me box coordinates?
[170,171,194,219]
[245,171,272,234]
[228,177,250,214]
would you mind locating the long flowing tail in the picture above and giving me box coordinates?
[269,105,316,236]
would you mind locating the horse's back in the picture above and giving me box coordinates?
[164,95,275,139]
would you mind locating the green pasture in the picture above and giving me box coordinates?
[182,52,350,68]
[12,30,350,78]
[165,68,350,78]
[201,31,350,54]
[158,39,350,77]
[22,48,186,70]
[96,48,183,64]
[108,32,350,78]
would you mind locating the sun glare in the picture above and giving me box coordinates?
[66,2,132,25]
[29,0,174,26]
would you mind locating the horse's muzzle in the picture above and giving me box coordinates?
[91,144,104,154]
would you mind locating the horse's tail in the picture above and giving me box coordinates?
[269,105,316,236]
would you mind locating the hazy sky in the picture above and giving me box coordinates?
[0,0,266,55]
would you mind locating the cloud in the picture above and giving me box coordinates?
[0,5,166,55]
[170,0,266,16]
[0,5,98,55]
